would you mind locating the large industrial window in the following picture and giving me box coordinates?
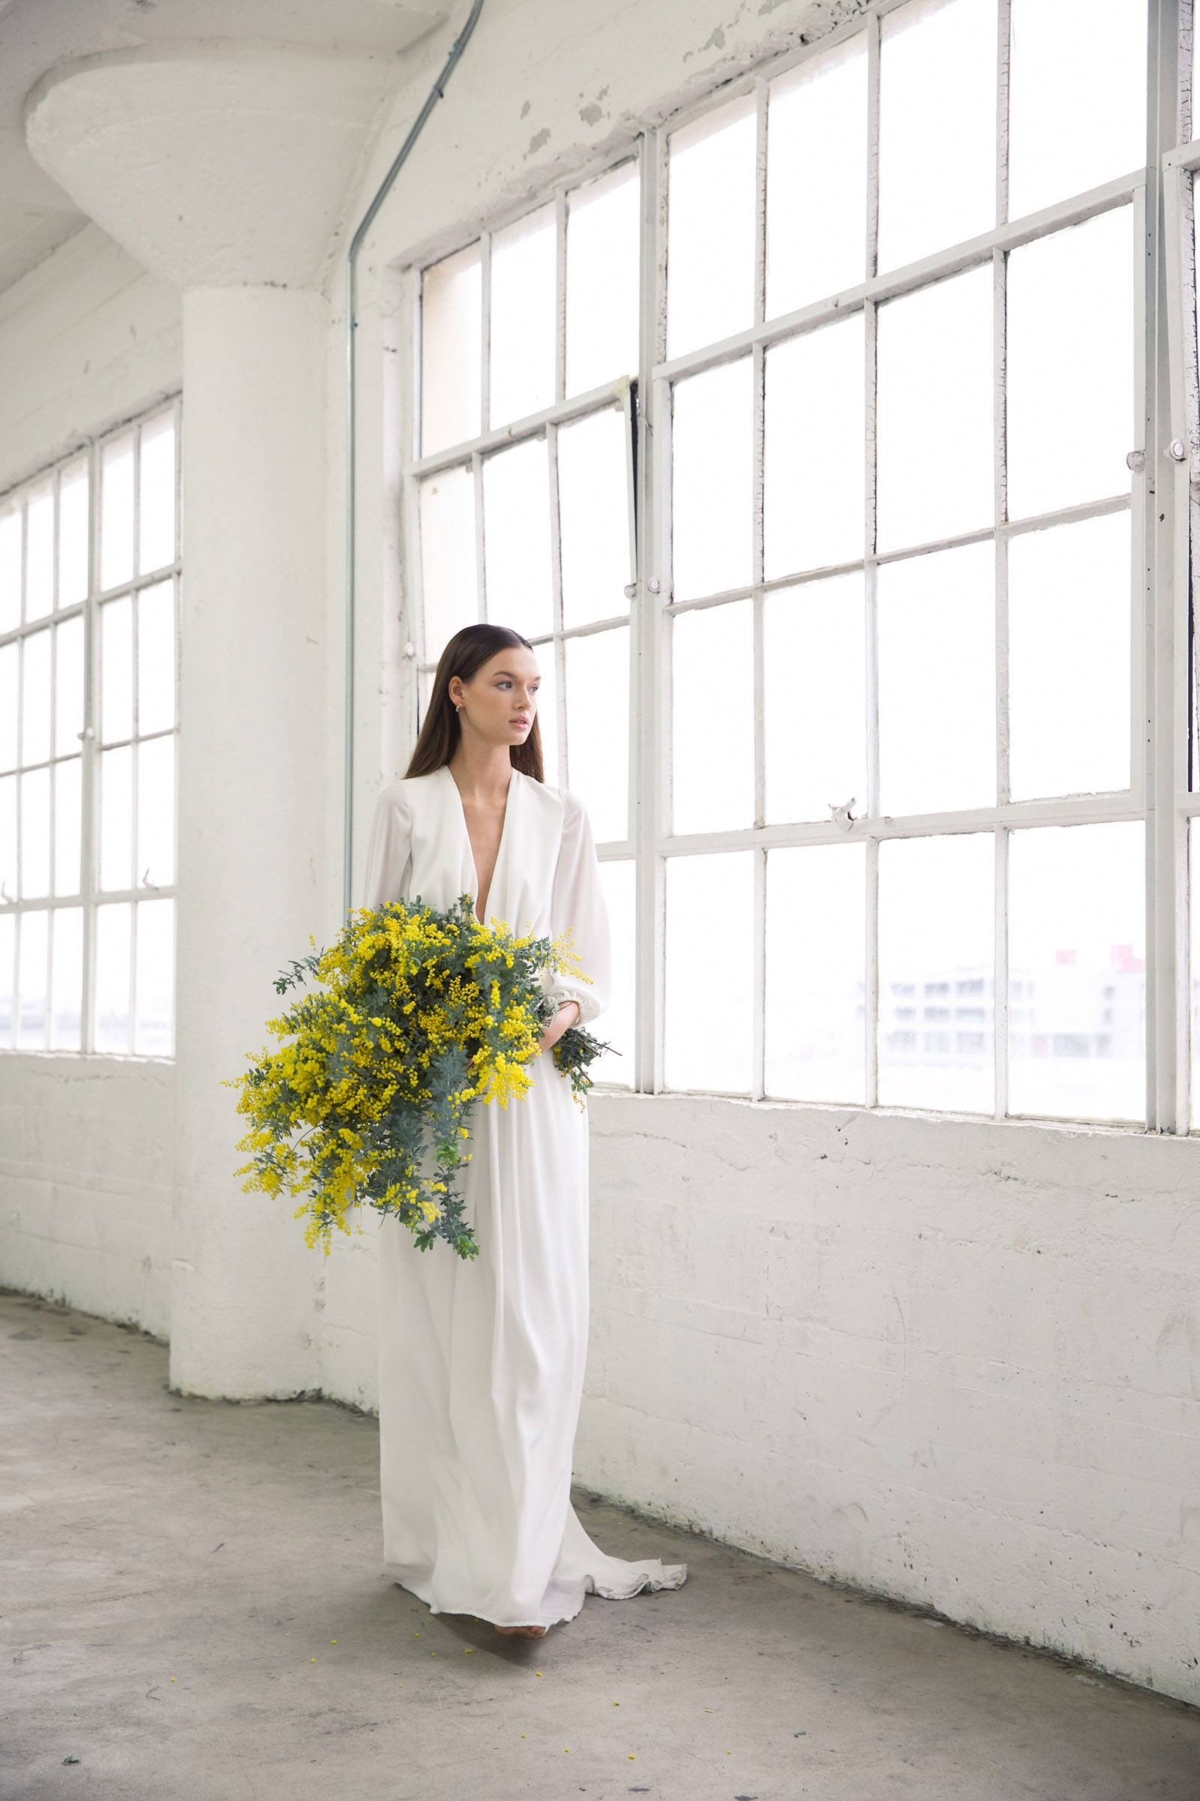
[403,0,1200,1133]
[0,400,181,1057]
[409,163,640,1085]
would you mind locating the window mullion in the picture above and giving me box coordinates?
[1147,0,1183,1131]
[81,437,98,1056]
[642,125,669,1097]
[863,8,881,1112]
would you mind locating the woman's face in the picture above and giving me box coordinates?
[452,649,541,744]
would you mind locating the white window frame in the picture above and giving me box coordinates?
[0,394,182,1060]
[401,0,1199,1133]
[402,153,641,826]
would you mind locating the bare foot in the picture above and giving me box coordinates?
[494,1622,549,1639]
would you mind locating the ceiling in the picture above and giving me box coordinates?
[0,0,447,296]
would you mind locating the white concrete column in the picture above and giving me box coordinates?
[169,285,330,1397]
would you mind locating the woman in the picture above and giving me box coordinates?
[362,622,688,1639]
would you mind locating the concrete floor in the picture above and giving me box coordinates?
[3,1289,1199,1801]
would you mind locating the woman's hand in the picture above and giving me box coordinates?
[537,998,581,1056]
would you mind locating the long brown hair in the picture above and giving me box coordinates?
[405,623,546,782]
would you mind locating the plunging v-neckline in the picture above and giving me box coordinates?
[444,764,517,926]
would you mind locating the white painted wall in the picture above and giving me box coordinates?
[1,0,1198,1710]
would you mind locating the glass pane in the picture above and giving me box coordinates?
[564,627,628,844]
[0,913,13,1046]
[878,0,997,273]
[100,594,134,744]
[878,540,995,814]
[878,832,995,1113]
[1008,821,1144,1123]
[54,756,81,897]
[137,579,176,737]
[559,409,631,630]
[876,263,993,553]
[58,458,89,606]
[1006,208,1133,520]
[672,359,753,601]
[566,161,640,396]
[137,734,176,888]
[664,850,754,1092]
[593,859,634,1088]
[134,897,174,1056]
[54,614,84,757]
[0,643,16,772]
[21,627,51,767]
[100,744,134,892]
[667,92,757,358]
[764,572,866,825]
[765,842,867,1103]
[419,466,477,658]
[1009,0,1148,223]
[19,768,50,898]
[17,908,48,1049]
[0,774,14,904]
[764,312,864,579]
[139,410,176,574]
[1009,513,1130,800]
[100,432,134,591]
[50,905,82,1051]
[671,600,754,835]
[531,650,560,789]
[25,483,54,622]
[489,203,556,428]
[766,32,868,319]
[421,242,482,456]
[0,503,19,634]
[95,901,132,1054]
[482,437,553,640]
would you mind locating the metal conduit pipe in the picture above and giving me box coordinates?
[343,0,487,918]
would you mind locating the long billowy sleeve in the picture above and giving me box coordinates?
[361,784,413,911]
[542,787,612,1029]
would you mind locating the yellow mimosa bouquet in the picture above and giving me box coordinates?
[224,894,612,1259]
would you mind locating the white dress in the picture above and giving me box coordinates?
[361,762,688,1629]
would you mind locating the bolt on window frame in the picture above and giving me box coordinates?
[0,395,183,1060]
